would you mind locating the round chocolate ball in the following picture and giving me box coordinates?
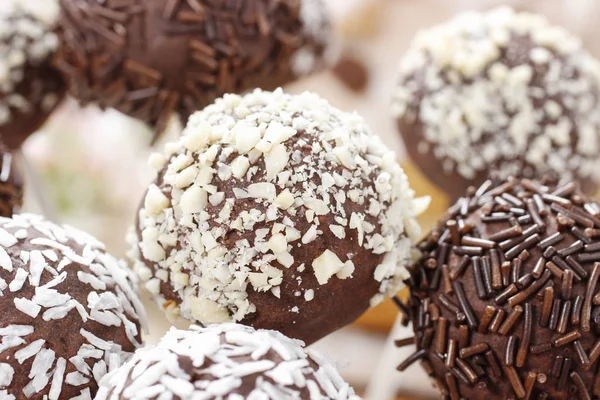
[392,7,600,201]
[0,213,147,399]
[402,176,600,399]
[97,323,361,400]
[0,0,65,149]
[128,89,423,344]
[0,140,23,217]
[55,0,333,140]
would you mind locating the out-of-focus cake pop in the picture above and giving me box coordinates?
[97,323,361,400]
[129,88,425,344]
[401,176,600,399]
[0,0,64,149]
[55,0,333,140]
[392,7,600,200]
[0,213,146,399]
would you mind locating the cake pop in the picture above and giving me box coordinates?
[129,88,424,344]
[0,213,146,399]
[97,323,361,400]
[392,7,600,200]
[0,0,64,149]
[402,176,600,399]
[55,0,333,140]
[0,139,23,217]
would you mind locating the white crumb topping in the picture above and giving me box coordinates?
[130,88,422,326]
[392,6,600,184]
[0,213,147,399]
[0,0,60,126]
[96,324,361,400]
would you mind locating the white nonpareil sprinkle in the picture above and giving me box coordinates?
[96,324,361,400]
[0,0,61,127]
[0,213,147,398]
[130,89,423,326]
[392,6,600,185]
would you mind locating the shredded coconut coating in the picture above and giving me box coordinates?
[129,88,423,332]
[392,7,600,185]
[0,213,147,400]
[0,0,61,127]
[97,323,362,400]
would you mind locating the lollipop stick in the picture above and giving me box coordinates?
[16,149,59,222]
[364,314,405,400]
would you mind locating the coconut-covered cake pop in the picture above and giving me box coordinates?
[392,7,600,200]
[401,176,600,399]
[128,88,425,344]
[55,0,333,141]
[97,323,361,400]
[0,213,146,399]
[0,140,23,217]
[0,0,64,149]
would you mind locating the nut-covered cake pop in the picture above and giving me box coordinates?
[392,7,600,200]
[0,140,23,217]
[0,0,65,149]
[129,88,424,344]
[0,213,146,399]
[97,323,361,400]
[55,0,333,140]
[401,176,600,399]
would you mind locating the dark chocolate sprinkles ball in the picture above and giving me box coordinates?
[400,176,600,399]
[0,0,65,149]
[55,0,332,140]
[392,7,600,200]
[0,139,23,217]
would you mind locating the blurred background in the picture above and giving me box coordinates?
[18,0,600,399]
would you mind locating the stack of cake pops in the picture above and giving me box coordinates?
[5,1,600,399]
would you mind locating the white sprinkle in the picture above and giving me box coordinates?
[16,339,45,364]
[48,357,66,400]
[14,297,41,318]
[0,364,14,387]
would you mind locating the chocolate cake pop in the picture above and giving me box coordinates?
[0,0,65,149]
[0,213,147,399]
[401,176,600,399]
[0,140,23,217]
[392,7,600,200]
[55,0,333,141]
[97,323,361,400]
[128,88,424,344]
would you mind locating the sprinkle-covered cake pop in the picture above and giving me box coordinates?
[0,0,64,149]
[392,7,600,200]
[0,213,146,399]
[129,88,424,344]
[97,323,361,400]
[0,140,22,217]
[55,0,333,140]
[401,176,600,399]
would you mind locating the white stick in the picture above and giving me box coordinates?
[16,149,59,222]
[364,314,405,400]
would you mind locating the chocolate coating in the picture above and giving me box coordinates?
[402,176,600,399]
[0,213,146,399]
[129,89,422,345]
[393,7,600,200]
[97,324,361,400]
[55,0,332,141]
[0,1,65,149]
